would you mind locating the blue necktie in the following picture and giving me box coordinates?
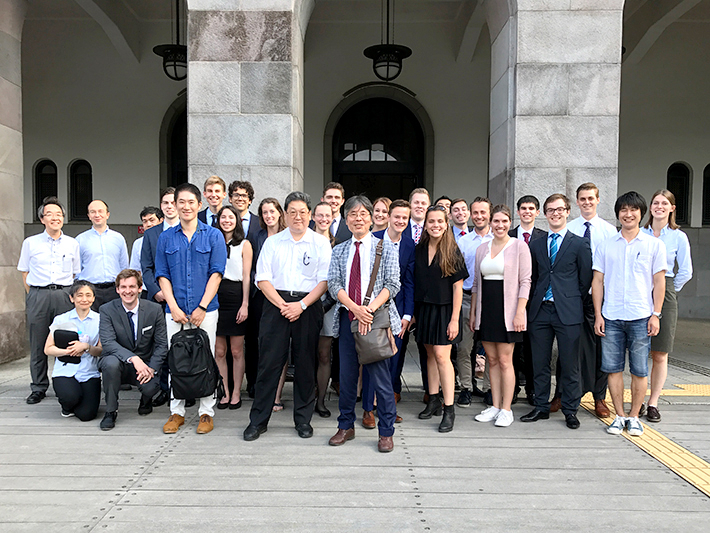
[127,311,136,342]
[583,221,591,241]
[544,233,559,301]
[330,219,336,237]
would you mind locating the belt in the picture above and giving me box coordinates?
[31,284,69,291]
[542,300,555,306]
[463,289,472,295]
[93,282,115,289]
[277,290,309,299]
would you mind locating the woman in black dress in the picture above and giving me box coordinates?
[413,205,468,432]
[215,205,253,409]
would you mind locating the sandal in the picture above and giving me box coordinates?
[272,402,284,412]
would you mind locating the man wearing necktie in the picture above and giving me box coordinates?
[450,199,471,244]
[521,194,592,430]
[197,176,227,227]
[98,269,168,430]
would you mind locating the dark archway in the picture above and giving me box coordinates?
[332,97,425,201]
[159,93,187,191]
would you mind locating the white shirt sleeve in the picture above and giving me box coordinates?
[316,238,333,284]
[255,237,275,286]
[652,239,668,275]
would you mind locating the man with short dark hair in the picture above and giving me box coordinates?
[18,197,80,404]
[129,206,163,296]
[76,199,129,310]
[228,180,260,243]
[320,182,352,244]
[450,198,471,243]
[98,269,168,430]
[435,195,452,214]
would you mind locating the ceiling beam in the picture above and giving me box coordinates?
[456,0,485,64]
[74,0,140,64]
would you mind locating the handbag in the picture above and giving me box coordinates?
[350,239,398,365]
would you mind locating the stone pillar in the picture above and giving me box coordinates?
[488,1,624,223]
[0,0,28,363]
[187,1,305,204]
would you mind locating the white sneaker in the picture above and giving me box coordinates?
[475,406,501,422]
[494,409,514,427]
[626,417,644,436]
[607,415,626,435]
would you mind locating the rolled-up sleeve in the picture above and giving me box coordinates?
[317,239,332,283]
[208,231,227,277]
[154,232,170,282]
[255,237,274,286]
[652,239,667,275]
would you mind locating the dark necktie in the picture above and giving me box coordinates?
[348,242,362,321]
[211,214,219,228]
[544,233,560,301]
[330,219,337,237]
[523,232,530,244]
[126,311,135,342]
[583,221,591,241]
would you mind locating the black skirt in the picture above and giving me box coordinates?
[477,279,522,344]
[414,302,462,346]
[216,279,248,337]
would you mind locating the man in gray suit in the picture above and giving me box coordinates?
[98,269,168,430]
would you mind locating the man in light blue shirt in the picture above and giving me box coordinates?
[76,199,129,310]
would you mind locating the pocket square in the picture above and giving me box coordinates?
[142,325,153,334]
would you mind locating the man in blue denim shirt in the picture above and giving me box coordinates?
[155,183,227,435]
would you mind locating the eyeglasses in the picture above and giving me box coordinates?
[232,193,249,199]
[545,207,568,215]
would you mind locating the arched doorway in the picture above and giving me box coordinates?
[331,97,426,201]
[159,94,187,191]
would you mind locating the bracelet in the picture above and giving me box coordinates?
[198,304,207,312]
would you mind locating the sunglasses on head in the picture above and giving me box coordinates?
[427,205,447,213]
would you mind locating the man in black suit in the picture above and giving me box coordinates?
[98,269,168,430]
[228,180,261,245]
[320,182,352,244]
[521,193,592,429]
[508,195,546,405]
[197,176,227,227]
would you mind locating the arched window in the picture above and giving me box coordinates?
[666,162,691,225]
[34,159,58,221]
[703,164,710,226]
[69,160,92,221]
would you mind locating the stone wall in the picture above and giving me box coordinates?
[677,228,710,319]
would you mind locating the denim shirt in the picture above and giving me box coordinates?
[154,221,227,314]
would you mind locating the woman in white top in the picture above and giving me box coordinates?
[44,280,103,421]
[641,189,693,423]
[215,205,253,409]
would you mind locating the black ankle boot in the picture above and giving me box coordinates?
[418,393,442,419]
[439,404,455,433]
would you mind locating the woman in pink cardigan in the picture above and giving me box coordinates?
[468,205,531,427]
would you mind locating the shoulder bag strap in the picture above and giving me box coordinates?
[362,239,384,306]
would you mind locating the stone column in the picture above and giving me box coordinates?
[488,1,624,223]
[0,0,28,363]
[187,1,305,205]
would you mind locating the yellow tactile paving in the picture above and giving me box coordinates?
[580,393,710,498]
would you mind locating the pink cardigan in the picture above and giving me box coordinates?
[471,238,532,332]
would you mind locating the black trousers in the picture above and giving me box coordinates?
[90,285,120,312]
[98,355,161,412]
[52,376,101,421]
[513,331,535,395]
[245,290,265,393]
[249,294,323,428]
[528,302,582,415]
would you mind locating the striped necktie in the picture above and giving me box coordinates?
[544,233,560,301]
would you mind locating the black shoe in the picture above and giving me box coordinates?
[296,423,313,439]
[138,395,153,416]
[418,393,443,419]
[100,411,117,430]
[526,391,535,406]
[217,401,229,410]
[26,391,46,405]
[315,405,331,418]
[247,385,255,399]
[639,402,646,418]
[439,404,455,433]
[185,398,196,408]
[471,385,486,398]
[152,390,170,407]
[243,424,267,441]
[565,413,580,429]
[512,391,519,405]
[229,400,242,410]
[646,405,661,422]
[520,408,550,422]
[483,389,493,406]
[120,384,132,391]
[456,389,472,407]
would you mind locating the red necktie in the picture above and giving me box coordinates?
[348,241,361,321]
[413,224,422,244]
[523,232,530,244]
[460,231,466,237]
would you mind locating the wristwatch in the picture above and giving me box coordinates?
[300,300,307,311]
[652,311,662,319]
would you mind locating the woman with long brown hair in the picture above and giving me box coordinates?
[413,205,468,432]
[641,189,692,422]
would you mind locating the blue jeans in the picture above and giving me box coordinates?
[600,317,651,377]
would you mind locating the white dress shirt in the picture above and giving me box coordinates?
[641,225,693,292]
[593,230,667,321]
[331,215,342,237]
[17,231,81,287]
[241,212,252,236]
[76,226,129,283]
[130,236,147,291]
[255,228,332,293]
[567,214,617,257]
[516,226,534,242]
[458,228,494,291]
[453,226,468,244]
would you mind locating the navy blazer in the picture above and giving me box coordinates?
[373,230,415,319]
[508,225,546,243]
[140,223,165,301]
[527,231,592,326]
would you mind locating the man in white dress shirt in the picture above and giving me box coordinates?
[450,198,471,243]
[244,192,332,442]
[18,197,81,404]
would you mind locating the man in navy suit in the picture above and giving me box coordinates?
[197,176,227,227]
[361,199,415,426]
[521,193,592,429]
[508,195,546,405]
[140,187,179,406]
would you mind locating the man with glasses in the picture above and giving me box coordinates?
[243,192,332,441]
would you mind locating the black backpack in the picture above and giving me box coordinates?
[168,326,225,401]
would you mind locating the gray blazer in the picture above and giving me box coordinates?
[99,298,168,371]
[328,236,401,338]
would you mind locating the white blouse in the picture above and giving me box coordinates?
[224,240,245,282]
[480,239,514,280]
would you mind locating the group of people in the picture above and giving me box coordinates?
[18,176,692,451]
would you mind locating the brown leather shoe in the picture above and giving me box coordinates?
[196,414,214,434]
[550,397,562,413]
[378,435,394,453]
[163,414,185,434]
[329,428,355,446]
[394,392,401,403]
[395,414,403,423]
[362,410,376,429]
[594,399,611,418]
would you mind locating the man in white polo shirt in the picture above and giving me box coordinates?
[592,191,666,437]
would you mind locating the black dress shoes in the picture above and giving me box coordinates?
[315,405,331,418]
[138,395,153,415]
[295,423,313,439]
[520,408,550,422]
[100,411,117,430]
[483,389,493,406]
[152,390,170,407]
[471,385,486,398]
[26,391,46,405]
[565,413,580,429]
[243,424,268,441]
